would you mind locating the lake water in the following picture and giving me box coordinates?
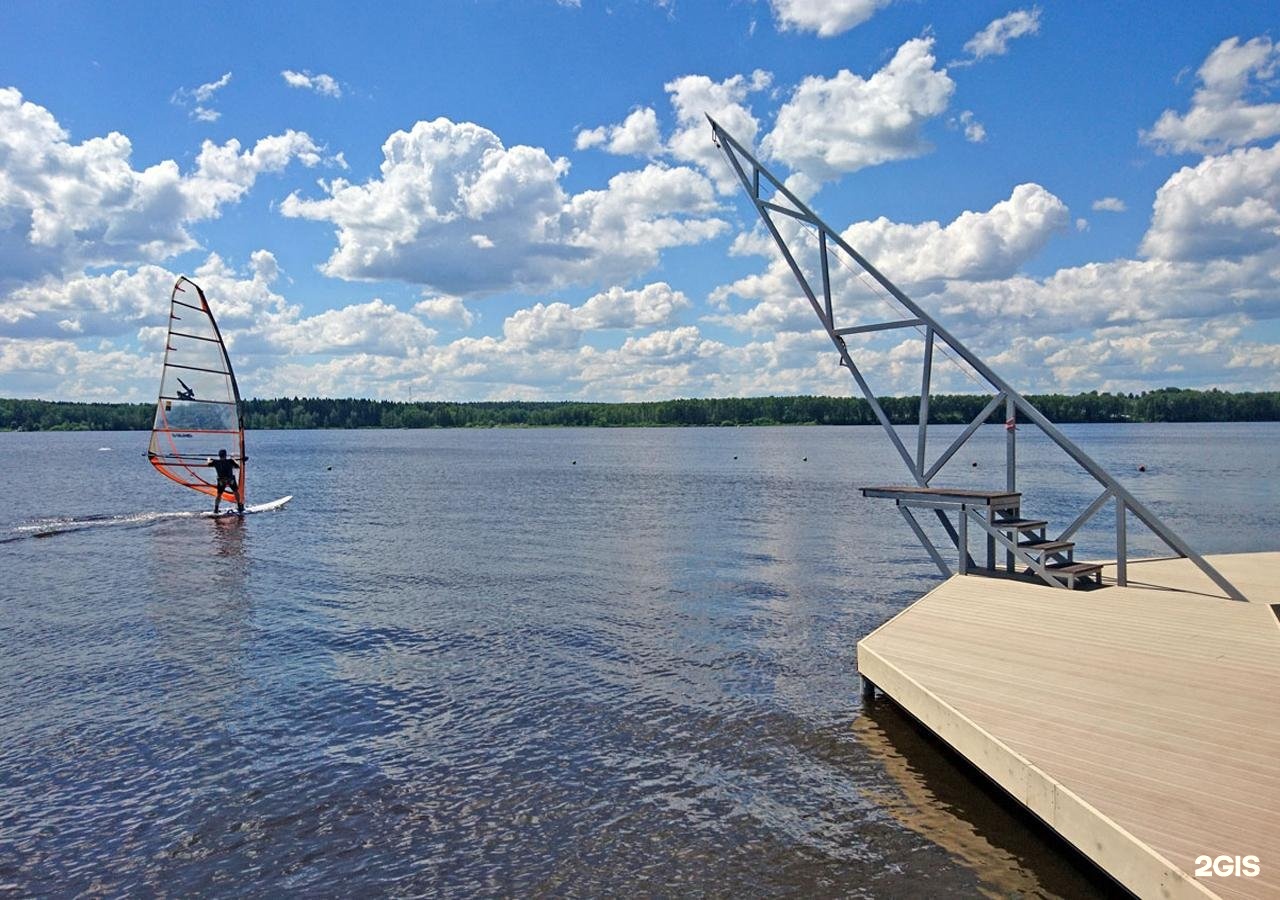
[2,423,1277,896]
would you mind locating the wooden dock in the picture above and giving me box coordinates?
[857,551,1280,899]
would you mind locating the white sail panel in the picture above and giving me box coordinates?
[148,277,246,501]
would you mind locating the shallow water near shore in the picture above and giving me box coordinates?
[2,423,1277,896]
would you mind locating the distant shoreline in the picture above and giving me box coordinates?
[3,388,1279,431]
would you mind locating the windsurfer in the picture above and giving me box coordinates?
[206,449,244,514]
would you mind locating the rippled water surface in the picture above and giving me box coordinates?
[3,424,1277,896]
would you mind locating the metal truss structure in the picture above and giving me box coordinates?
[709,117,1245,601]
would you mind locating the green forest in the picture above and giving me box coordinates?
[3,388,1278,431]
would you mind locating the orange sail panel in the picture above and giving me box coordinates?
[147,277,246,502]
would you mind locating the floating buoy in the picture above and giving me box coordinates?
[733,455,738,460]
[971,461,978,467]
[571,460,577,465]
[1138,464,1146,472]
[326,465,332,470]
[802,457,807,462]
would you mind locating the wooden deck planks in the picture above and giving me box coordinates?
[858,552,1280,899]
[1100,554,1280,604]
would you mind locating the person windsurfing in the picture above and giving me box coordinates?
[205,449,244,514]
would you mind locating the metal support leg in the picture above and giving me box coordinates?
[986,507,996,571]
[958,505,969,575]
[1005,396,1016,573]
[1117,499,1127,587]
[1006,395,1016,493]
[1006,504,1018,572]
[861,676,876,702]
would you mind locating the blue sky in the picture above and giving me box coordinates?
[1,1,1278,402]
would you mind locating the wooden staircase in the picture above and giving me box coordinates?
[991,516,1104,589]
[861,486,1104,591]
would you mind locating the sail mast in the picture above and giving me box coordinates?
[197,278,246,471]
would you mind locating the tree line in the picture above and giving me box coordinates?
[3,388,1279,431]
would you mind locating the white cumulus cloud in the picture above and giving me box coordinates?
[1144,36,1280,155]
[502,301,582,350]
[841,183,1070,283]
[665,70,772,193]
[710,183,1070,334]
[961,8,1041,63]
[414,295,475,328]
[280,117,725,296]
[1141,142,1280,261]
[575,107,662,156]
[578,67,844,196]
[761,38,954,181]
[0,88,327,289]
[916,253,1280,340]
[502,282,690,350]
[274,298,437,357]
[172,71,232,121]
[578,282,690,329]
[281,69,343,98]
[768,0,894,37]
[1092,197,1127,212]
[983,317,1280,394]
[0,266,175,340]
[957,110,986,143]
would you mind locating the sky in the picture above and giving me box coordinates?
[1,0,1278,403]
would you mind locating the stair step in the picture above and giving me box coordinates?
[1018,538,1075,554]
[994,518,1048,531]
[1017,560,1105,590]
[1045,561,1102,575]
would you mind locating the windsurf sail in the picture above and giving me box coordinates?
[147,276,246,502]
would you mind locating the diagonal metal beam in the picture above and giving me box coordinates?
[842,350,920,478]
[925,393,1005,483]
[715,123,920,481]
[709,116,1246,602]
[918,327,933,478]
[1058,488,1113,542]
[820,231,833,327]
[900,506,952,577]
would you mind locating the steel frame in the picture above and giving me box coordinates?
[709,117,1245,600]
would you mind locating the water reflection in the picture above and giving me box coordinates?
[853,702,1119,898]
[140,517,253,734]
[211,514,247,559]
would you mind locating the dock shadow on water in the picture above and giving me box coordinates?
[853,701,1122,898]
